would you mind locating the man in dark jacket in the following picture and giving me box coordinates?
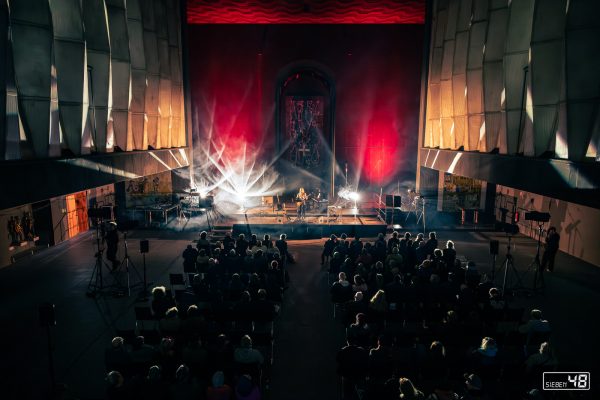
[541,227,560,272]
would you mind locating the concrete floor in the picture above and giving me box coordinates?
[0,228,598,399]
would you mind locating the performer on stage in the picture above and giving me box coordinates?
[296,187,308,220]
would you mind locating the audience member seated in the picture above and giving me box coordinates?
[385,274,403,304]
[234,335,264,366]
[399,377,425,400]
[352,274,368,293]
[207,371,232,400]
[346,312,372,348]
[387,231,400,252]
[252,289,277,325]
[105,336,131,373]
[415,240,428,265]
[151,286,171,319]
[182,245,198,272]
[228,273,245,302]
[519,309,551,334]
[222,231,235,251]
[140,365,169,400]
[182,336,208,378]
[469,337,499,380]
[209,334,234,376]
[424,232,438,257]
[336,339,369,398]
[419,341,448,385]
[385,247,403,272]
[369,335,394,380]
[487,287,505,310]
[106,370,128,400]
[330,272,353,303]
[130,336,156,371]
[345,292,368,325]
[184,305,206,338]
[157,337,178,380]
[159,307,182,337]
[169,364,200,400]
[525,342,557,373]
[461,373,490,400]
[197,231,212,254]
[322,234,337,265]
[465,261,481,287]
[235,374,261,400]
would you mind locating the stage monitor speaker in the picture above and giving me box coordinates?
[393,196,402,208]
[140,239,149,254]
[39,303,56,327]
[385,195,394,207]
[489,240,499,255]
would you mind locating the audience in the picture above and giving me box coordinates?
[104,229,561,400]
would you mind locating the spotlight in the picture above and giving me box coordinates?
[349,191,360,201]
[393,224,401,230]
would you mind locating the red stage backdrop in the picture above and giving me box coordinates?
[188,24,424,188]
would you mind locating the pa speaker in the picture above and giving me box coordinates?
[393,196,402,208]
[385,195,394,207]
[489,240,499,256]
[140,239,149,254]
[39,303,56,327]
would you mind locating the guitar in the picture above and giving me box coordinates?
[296,191,308,207]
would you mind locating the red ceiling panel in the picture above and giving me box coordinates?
[187,0,425,24]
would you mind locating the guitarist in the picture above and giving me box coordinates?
[296,187,308,220]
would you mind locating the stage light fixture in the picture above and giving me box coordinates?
[349,191,360,201]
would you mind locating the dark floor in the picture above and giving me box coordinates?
[0,228,599,399]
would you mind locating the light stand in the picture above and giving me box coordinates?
[415,198,426,234]
[139,239,150,300]
[114,231,142,297]
[499,234,524,297]
[86,220,112,296]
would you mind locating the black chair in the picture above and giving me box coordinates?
[139,329,161,345]
[170,273,186,293]
[134,306,155,330]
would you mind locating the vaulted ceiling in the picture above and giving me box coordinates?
[186,0,425,24]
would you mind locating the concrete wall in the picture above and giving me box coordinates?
[1,0,186,159]
[497,184,600,267]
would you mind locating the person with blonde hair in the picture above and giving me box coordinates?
[151,286,170,318]
[525,341,557,373]
[399,377,425,399]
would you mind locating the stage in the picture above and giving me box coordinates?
[218,205,387,239]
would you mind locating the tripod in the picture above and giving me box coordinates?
[499,234,524,297]
[113,231,143,297]
[526,223,545,293]
[87,221,113,296]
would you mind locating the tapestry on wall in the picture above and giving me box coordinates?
[125,172,173,207]
[285,96,325,170]
[442,174,483,211]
